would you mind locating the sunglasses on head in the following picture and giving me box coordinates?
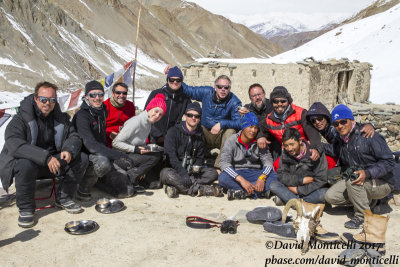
[114,91,128,95]
[186,113,201,119]
[168,78,182,83]
[311,116,325,124]
[272,99,288,104]
[216,85,230,90]
[37,96,56,104]
[88,92,105,98]
[333,119,348,127]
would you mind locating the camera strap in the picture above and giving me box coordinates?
[185,216,221,229]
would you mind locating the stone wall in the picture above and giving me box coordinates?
[351,103,400,151]
[182,58,372,110]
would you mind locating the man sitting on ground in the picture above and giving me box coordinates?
[104,82,135,148]
[73,80,133,200]
[324,104,395,229]
[161,102,219,198]
[182,75,242,169]
[270,128,328,205]
[0,81,88,227]
[218,112,277,200]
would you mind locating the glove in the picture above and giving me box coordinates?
[134,146,141,154]
[114,156,134,171]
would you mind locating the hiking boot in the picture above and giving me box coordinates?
[55,199,83,214]
[344,217,364,229]
[352,210,388,255]
[272,196,285,206]
[147,181,162,190]
[76,187,92,202]
[227,189,247,200]
[257,190,271,199]
[18,211,34,228]
[165,185,178,198]
[197,185,224,197]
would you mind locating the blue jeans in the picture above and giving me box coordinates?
[218,169,278,193]
[270,180,328,204]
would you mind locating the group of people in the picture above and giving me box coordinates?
[0,66,396,236]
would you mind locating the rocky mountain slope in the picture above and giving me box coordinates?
[0,0,281,96]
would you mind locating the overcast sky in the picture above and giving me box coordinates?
[190,0,375,15]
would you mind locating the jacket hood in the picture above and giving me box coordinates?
[163,84,184,98]
[19,94,63,123]
[306,102,331,124]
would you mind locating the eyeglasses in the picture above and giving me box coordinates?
[333,119,348,127]
[168,78,182,83]
[37,96,56,104]
[250,93,264,98]
[272,99,288,104]
[114,91,128,95]
[186,113,201,119]
[216,85,230,90]
[311,116,325,124]
[88,92,105,98]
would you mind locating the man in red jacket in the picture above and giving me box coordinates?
[104,82,135,147]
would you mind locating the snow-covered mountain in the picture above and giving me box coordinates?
[225,12,350,38]
[198,3,400,104]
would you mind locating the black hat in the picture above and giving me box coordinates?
[270,86,293,104]
[85,80,104,95]
[185,102,202,115]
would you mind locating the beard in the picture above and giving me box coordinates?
[253,99,265,110]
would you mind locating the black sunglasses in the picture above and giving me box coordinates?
[272,99,288,104]
[186,113,201,119]
[168,78,182,83]
[311,116,325,124]
[114,91,128,95]
[333,119,348,127]
[216,85,230,90]
[37,96,56,104]
[88,92,105,98]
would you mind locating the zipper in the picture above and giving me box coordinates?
[165,93,173,133]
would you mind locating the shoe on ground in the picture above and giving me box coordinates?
[227,189,246,200]
[18,211,34,228]
[134,185,146,193]
[272,196,285,206]
[344,217,364,229]
[76,188,92,202]
[55,199,83,214]
[315,224,341,242]
[147,181,163,189]
[165,185,178,198]
[263,221,296,238]
[246,206,282,223]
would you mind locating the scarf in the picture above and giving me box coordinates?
[295,142,307,161]
[110,97,125,108]
[340,121,356,143]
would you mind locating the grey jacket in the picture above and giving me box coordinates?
[220,132,273,177]
[112,110,151,153]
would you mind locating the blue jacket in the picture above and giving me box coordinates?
[182,83,242,130]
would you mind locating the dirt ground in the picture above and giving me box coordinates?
[1,182,400,267]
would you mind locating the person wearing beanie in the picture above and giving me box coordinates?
[324,104,395,229]
[73,80,134,200]
[258,86,323,170]
[182,74,242,170]
[111,93,166,190]
[218,112,277,200]
[144,65,191,147]
[161,101,220,198]
[104,82,135,148]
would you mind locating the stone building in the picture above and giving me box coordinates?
[182,58,372,109]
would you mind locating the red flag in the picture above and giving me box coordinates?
[67,89,82,110]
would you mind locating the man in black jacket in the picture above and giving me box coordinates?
[270,128,328,204]
[239,83,273,123]
[0,82,88,227]
[73,80,132,200]
[160,102,219,198]
[324,104,394,229]
[144,66,191,146]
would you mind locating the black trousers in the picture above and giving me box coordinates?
[160,167,218,195]
[14,152,89,212]
[126,153,161,184]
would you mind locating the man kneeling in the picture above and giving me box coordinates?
[218,112,277,200]
[161,103,219,198]
[270,128,328,205]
